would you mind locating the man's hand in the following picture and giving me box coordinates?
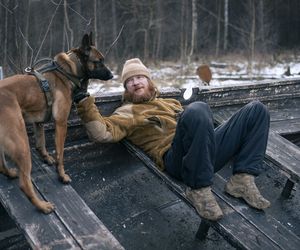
[73,89,90,104]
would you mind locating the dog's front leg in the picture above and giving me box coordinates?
[33,122,56,165]
[55,121,71,183]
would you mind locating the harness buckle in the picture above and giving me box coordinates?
[24,67,33,73]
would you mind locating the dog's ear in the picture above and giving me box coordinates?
[89,32,94,46]
[80,34,92,56]
[81,34,91,51]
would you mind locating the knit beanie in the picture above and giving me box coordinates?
[121,58,151,85]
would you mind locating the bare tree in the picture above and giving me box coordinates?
[215,0,221,57]
[93,0,98,48]
[223,0,228,51]
[249,0,255,77]
[3,0,9,70]
[188,0,197,63]
[180,0,186,61]
[111,0,119,60]
[153,0,162,61]
[258,0,264,50]
[63,0,74,49]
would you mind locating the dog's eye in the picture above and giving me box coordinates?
[89,59,103,64]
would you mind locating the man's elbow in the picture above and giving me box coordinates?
[85,121,113,143]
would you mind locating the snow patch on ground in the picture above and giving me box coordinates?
[88,60,300,94]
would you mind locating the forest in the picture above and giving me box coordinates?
[0,0,300,76]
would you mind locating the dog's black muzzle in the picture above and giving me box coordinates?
[88,67,113,81]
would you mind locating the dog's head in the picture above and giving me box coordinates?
[74,33,113,81]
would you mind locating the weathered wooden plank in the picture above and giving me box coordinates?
[266,131,300,182]
[30,151,124,250]
[269,108,300,121]
[195,79,300,107]
[270,119,300,134]
[0,150,124,250]
[0,173,80,249]
[122,140,297,250]
[213,104,300,124]
[213,173,300,250]
[214,107,300,135]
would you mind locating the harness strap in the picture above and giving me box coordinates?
[33,60,84,90]
[25,68,53,123]
[52,61,83,89]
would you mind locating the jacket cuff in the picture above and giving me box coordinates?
[76,96,102,123]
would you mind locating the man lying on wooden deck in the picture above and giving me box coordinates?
[73,58,270,221]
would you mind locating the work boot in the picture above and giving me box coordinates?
[186,186,223,221]
[225,173,271,209]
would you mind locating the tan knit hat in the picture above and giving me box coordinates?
[121,58,151,84]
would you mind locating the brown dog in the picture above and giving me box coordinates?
[0,33,113,213]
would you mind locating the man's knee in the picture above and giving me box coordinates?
[184,102,211,118]
[246,100,270,119]
[181,102,213,128]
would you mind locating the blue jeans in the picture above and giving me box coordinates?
[163,101,270,189]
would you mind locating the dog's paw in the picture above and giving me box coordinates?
[0,168,18,178]
[59,174,72,184]
[43,155,56,165]
[40,201,55,214]
[7,168,18,178]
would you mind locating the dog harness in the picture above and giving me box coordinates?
[25,67,53,122]
[24,55,87,123]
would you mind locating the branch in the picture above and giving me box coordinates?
[105,24,125,57]
[0,2,13,14]
[198,4,250,36]
[33,0,63,64]
[18,27,34,67]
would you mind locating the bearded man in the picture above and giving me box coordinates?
[74,58,271,221]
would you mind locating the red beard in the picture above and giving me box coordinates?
[123,81,158,103]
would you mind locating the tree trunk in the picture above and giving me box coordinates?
[22,0,31,67]
[180,0,186,61]
[154,0,162,61]
[63,0,74,49]
[143,29,149,61]
[223,0,228,51]
[93,0,98,48]
[62,18,66,51]
[258,0,265,51]
[4,0,9,69]
[249,0,256,78]
[188,0,197,63]
[111,0,118,60]
[215,0,221,57]
[49,28,53,58]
